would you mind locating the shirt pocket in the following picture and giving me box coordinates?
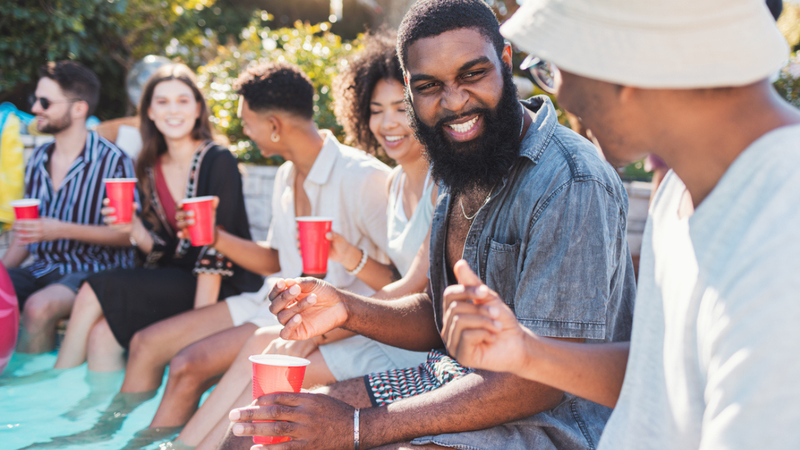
[484,238,520,310]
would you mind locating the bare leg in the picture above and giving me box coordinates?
[121,301,235,393]
[148,322,258,428]
[175,324,277,445]
[196,385,252,450]
[86,319,126,372]
[55,283,103,368]
[19,284,77,354]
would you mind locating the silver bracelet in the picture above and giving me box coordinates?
[353,408,360,450]
[347,249,368,276]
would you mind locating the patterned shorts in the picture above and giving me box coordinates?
[364,349,475,407]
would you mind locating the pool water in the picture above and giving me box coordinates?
[0,352,202,450]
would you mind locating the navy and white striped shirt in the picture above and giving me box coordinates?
[24,131,137,277]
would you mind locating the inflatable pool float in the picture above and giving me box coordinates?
[0,260,19,375]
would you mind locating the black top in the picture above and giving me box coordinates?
[141,142,263,294]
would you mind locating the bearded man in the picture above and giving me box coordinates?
[221,1,635,449]
[3,61,135,354]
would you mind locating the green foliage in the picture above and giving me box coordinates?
[773,51,800,108]
[198,16,362,165]
[0,0,253,119]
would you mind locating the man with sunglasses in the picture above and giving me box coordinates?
[442,0,800,449]
[3,61,135,354]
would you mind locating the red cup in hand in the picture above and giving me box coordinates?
[181,196,216,246]
[249,354,310,445]
[10,199,41,220]
[103,178,137,224]
[296,217,333,276]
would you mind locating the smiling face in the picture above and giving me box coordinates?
[404,27,522,196]
[147,79,201,142]
[32,77,81,135]
[368,78,424,165]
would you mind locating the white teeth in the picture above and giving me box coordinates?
[166,119,183,126]
[385,135,405,142]
[448,116,478,133]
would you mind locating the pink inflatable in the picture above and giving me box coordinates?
[0,260,19,375]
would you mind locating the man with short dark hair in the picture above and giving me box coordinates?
[3,60,135,353]
[222,1,635,449]
[441,0,800,449]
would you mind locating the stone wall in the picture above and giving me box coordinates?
[240,165,278,242]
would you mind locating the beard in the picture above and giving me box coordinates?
[38,109,73,134]
[407,64,523,198]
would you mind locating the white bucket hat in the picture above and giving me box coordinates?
[501,0,789,89]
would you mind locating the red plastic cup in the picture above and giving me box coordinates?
[181,196,216,246]
[10,199,41,220]
[296,217,332,276]
[249,354,311,445]
[103,178,137,224]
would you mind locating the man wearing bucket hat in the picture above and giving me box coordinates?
[2,61,135,354]
[441,0,800,449]
[223,0,636,448]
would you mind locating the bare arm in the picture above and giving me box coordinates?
[14,218,130,247]
[443,261,628,408]
[229,360,573,449]
[213,229,280,276]
[176,197,280,277]
[326,231,399,291]
[193,272,222,309]
[268,279,442,352]
[361,367,567,447]
[1,234,29,268]
[373,230,431,300]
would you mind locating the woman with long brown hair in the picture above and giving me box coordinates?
[54,64,261,372]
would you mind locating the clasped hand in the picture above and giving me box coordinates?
[12,217,63,244]
[267,278,349,341]
[229,391,356,450]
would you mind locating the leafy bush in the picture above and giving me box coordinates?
[0,0,253,119]
[773,51,800,108]
[198,16,362,165]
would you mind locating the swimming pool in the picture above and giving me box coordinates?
[0,352,194,450]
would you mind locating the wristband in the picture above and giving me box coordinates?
[347,249,368,276]
[353,408,360,450]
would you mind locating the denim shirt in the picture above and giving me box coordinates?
[426,96,636,448]
[430,96,635,344]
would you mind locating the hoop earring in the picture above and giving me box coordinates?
[271,132,280,143]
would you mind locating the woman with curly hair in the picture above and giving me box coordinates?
[171,31,438,450]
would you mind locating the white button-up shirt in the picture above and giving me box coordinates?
[241,130,391,322]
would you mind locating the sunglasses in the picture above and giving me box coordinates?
[520,55,560,95]
[28,95,81,111]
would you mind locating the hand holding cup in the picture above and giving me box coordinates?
[177,196,218,246]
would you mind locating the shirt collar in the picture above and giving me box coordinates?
[41,130,96,165]
[305,129,340,186]
[518,96,559,165]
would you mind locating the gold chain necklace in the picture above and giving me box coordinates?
[459,187,494,221]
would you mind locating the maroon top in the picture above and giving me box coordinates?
[155,159,179,232]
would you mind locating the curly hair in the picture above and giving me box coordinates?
[234,62,314,119]
[397,0,503,73]
[333,29,404,154]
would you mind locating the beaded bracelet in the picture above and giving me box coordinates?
[347,249,368,276]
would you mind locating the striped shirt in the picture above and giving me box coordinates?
[24,131,137,277]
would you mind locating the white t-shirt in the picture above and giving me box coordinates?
[599,125,800,450]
